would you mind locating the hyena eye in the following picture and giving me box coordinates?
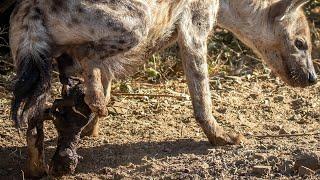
[294,38,307,50]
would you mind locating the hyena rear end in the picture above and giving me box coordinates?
[10,0,151,177]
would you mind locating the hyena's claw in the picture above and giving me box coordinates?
[208,126,245,146]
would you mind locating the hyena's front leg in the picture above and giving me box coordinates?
[81,59,107,117]
[178,7,243,146]
[81,72,113,137]
[26,121,48,177]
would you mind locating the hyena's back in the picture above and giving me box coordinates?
[11,0,150,52]
[46,0,150,45]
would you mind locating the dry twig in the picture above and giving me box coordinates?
[112,92,189,100]
[252,132,320,139]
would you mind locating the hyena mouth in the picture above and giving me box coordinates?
[286,67,314,87]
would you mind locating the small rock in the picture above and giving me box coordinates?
[252,165,272,176]
[297,119,309,124]
[289,114,302,121]
[107,107,117,115]
[244,131,254,136]
[279,128,289,135]
[183,168,191,173]
[216,107,227,114]
[203,162,210,169]
[298,166,315,177]
[254,153,268,160]
[274,95,285,103]
[249,93,258,99]
[269,125,281,131]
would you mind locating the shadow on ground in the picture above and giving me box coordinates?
[0,138,212,178]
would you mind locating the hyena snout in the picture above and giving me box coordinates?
[286,64,318,87]
[304,58,317,85]
[307,70,317,85]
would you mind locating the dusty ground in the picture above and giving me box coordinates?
[0,69,320,179]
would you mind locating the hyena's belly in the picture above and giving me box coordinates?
[41,0,151,46]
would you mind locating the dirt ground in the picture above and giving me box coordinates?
[0,69,320,179]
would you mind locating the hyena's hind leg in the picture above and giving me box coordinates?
[10,1,53,178]
[26,121,48,177]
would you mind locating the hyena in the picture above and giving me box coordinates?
[9,0,316,177]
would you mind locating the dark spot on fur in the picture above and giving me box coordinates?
[34,7,42,14]
[51,0,67,13]
[118,39,126,44]
[19,5,32,21]
[89,28,95,35]
[95,10,104,18]
[71,17,80,24]
[51,5,58,13]
[21,25,29,31]
[88,74,93,79]
[30,7,43,20]
[112,26,121,31]
[76,5,85,13]
[125,4,134,11]
[30,14,41,20]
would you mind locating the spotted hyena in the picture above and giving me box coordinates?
[9,0,316,177]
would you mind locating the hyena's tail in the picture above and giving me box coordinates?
[10,3,52,128]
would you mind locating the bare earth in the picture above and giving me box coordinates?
[0,72,320,179]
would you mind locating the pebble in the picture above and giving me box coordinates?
[269,125,281,131]
[253,153,267,160]
[273,95,284,103]
[252,165,272,176]
[279,128,289,135]
[249,93,258,99]
[289,114,302,121]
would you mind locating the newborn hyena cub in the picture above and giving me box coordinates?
[48,81,96,175]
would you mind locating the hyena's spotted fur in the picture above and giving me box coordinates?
[9,0,315,177]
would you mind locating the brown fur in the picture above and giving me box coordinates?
[9,0,315,177]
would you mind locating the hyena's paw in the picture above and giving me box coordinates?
[207,126,245,146]
[81,116,100,137]
[25,158,48,178]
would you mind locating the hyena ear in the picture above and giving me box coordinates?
[269,0,309,21]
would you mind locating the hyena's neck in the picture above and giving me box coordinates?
[216,0,273,53]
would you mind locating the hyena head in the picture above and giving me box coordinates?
[219,0,316,87]
[260,0,316,87]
